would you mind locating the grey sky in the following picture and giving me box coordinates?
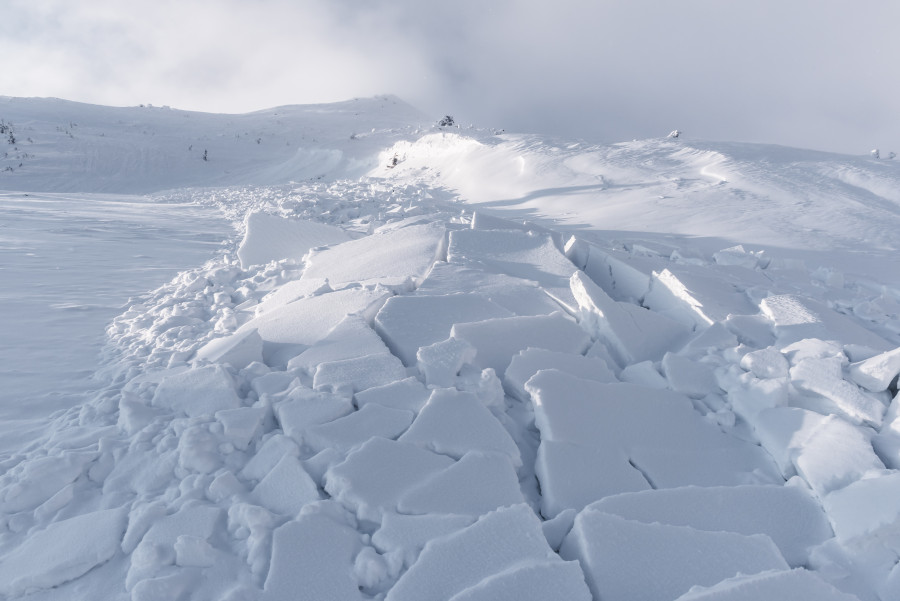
[2,0,898,154]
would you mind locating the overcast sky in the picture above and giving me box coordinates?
[2,0,898,154]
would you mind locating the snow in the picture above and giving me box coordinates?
[4,95,900,601]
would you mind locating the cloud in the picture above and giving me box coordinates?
[1,0,898,153]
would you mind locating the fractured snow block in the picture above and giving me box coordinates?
[571,270,690,366]
[397,451,524,517]
[535,440,651,518]
[504,347,616,402]
[416,337,477,388]
[254,277,331,315]
[592,485,832,567]
[752,406,826,477]
[822,471,900,541]
[644,267,760,329]
[417,261,565,316]
[275,388,354,445]
[0,507,127,598]
[740,347,790,379]
[324,438,454,523]
[194,327,263,369]
[450,312,591,378]
[252,454,320,516]
[662,352,720,398]
[372,513,475,569]
[303,403,414,455]
[399,388,522,469]
[354,377,430,413]
[237,211,351,269]
[792,415,885,497]
[729,377,789,426]
[849,347,900,392]
[287,314,393,374]
[385,504,563,601]
[470,209,534,232]
[560,510,789,601]
[374,294,511,366]
[791,357,885,427]
[313,352,408,393]
[151,364,241,418]
[263,512,365,601]
[673,568,861,601]
[761,294,893,351]
[216,406,266,451]
[302,222,445,286]
[240,433,300,482]
[447,228,579,312]
[619,360,669,389]
[447,560,592,601]
[576,242,659,302]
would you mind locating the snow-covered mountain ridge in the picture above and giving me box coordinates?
[1,97,899,601]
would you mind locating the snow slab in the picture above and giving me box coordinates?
[286,314,393,374]
[619,360,669,389]
[397,451,524,517]
[644,266,761,329]
[237,211,351,269]
[447,560,592,601]
[591,485,832,567]
[504,347,616,402]
[216,406,266,451]
[790,356,885,427]
[312,352,408,393]
[372,512,476,570]
[761,295,893,351]
[416,337,478,388]
[450,312,591,378]
[251,453,320,515]
[151,364,242,418]
[385,504,578,601]
[752,406,828,477]
[301,222,445,286]
[822,471,900,541]
[194,327,264,370]
[374,293,512,365]
[353,376,431,413]
[0,507,127,598]
[263,510,365,601]
[569,239,660,303]
[274,388,354,445]
[848,347,900,392]
[560,510,789,601]
[303,403,414,455]
[571,270,691,366]
[447,228,579,312]
[674,569,862,601]
[253,276,331,315]
[324,437,455,523]
[416,261,565,316]
[399,388,522,469]
[662,352,721,398]
[740,346,790,379]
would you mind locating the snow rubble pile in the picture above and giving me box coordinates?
[1,178,900,601]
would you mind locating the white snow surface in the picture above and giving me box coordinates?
[3,96,900,600]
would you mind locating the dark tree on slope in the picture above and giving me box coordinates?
[439,115,455,127]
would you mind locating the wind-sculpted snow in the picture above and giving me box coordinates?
[3,98,900,601]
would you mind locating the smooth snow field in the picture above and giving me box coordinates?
[1,96,900,601]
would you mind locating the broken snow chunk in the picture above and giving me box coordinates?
[713,245,763,269]
[619,360,669,389]
[570,270,690,366]
[848,347,900,392]
[542,508,577,551]
[399,388,522,468]
[208,471,245,502]
[447,560,592,601]
[174,535,217,568]
[397,451,524,517]
[372,513,475,570]
[761,295,893,351]
[469,209,534,232]
[385,504,563,601]
[560,510,788,601]
[592,485,832,567]
[287,314,393,374]
[729,377,789,425]
[151,364,241,418]
[301,222,445,286]
[354,376,430,413]
[216,406,266,451]
[264,512,366,601]
[252,454,320,516]
[274,389,354,444]
[740,347,790,379]
[724,314,776,348]
[0,507,127,598]
[662,352,720,398]
[239,433,300,482]
[791,357,886,427]
[237,211,351,270]
[504,347,616,402]
[324,438,454,523]
[374,293,511,366]
[416,336,477,387]
[682,322,740,356]
[447,228,579,312]
[535,440,650,518]
[303,403,414,455]
[194,327,263,369]
[450,312,590,378]
[644,267,759,329]
[673,568,861,601]
[312,352,407,393]
[752,407,826,477]
[792,415,885,497]
[822,471,900,541]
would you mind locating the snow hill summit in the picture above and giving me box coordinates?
[1,95,900,601]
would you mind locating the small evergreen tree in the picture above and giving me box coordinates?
[439,115,455,127]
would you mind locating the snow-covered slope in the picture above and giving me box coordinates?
[1,97,900,601]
